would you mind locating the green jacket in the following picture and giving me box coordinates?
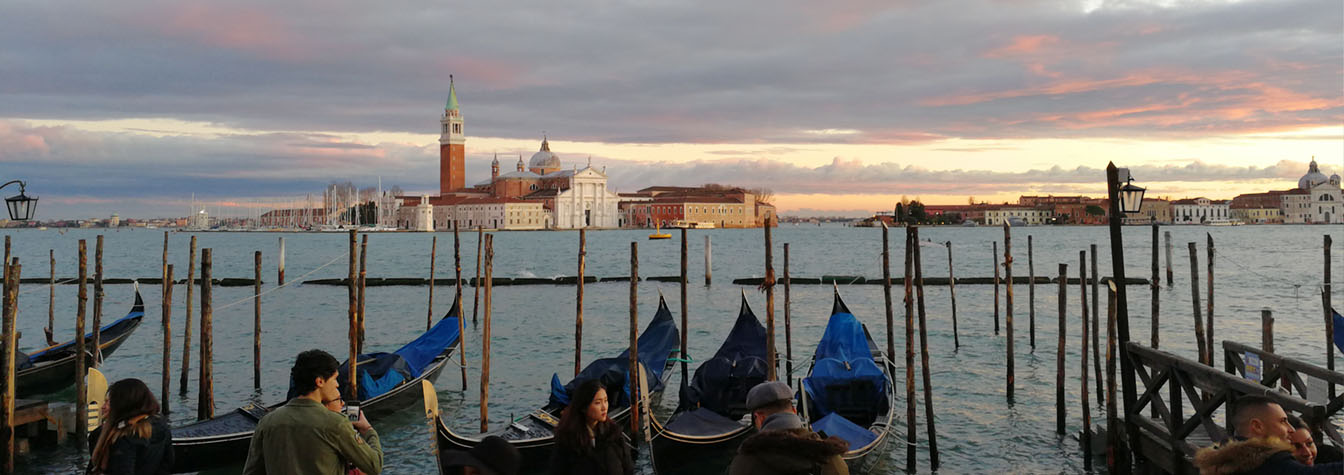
[242,398,383,475]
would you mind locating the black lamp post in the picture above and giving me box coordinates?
[1106,162,1144,470]
[0,180,37,221]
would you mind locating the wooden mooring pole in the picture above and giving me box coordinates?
[1,259,17,473]
[76,241,88,443]
[1078,250,1091,472]
[993,241,1000,335]
[427,236,436,331]
[1164,230,1174,286]
[881,224,895,368]
[45,250,54,346]
[764,219,776,381]
[784,243,793,383]
[480,235,494,433]
[357,235,368,355]
[903,228,916,473]
[180,236,196,396]
[473,227,482,324]
[1206,234,1215,364]
[253,251,262,390]
[1004,223,1014,399]
[277,237,285,285]
[1261,309,1273,354]
[1105,282,1118,471]
[947,241,959,349]
[347,230,358,400]
[575,230,585,378]
[454,228,467,391]
[704,235,711,285]
[1325,235,1333,399]
[912,226,939,470]
[680,228,689,387]
[198,249,214,420]
[1028,235,1035,351]
[162,266,173,415]
[1090,244,1101,405]
[1056,263,1067,435]
[1151,223,1159,350]
[1188,242,1208,366]
[93,235,103,365]
[628,241,639,433]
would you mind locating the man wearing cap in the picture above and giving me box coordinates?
[729,381,849,475]
[440,435,520,475]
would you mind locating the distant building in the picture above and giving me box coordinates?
[1230,191,1286,223]
[1172,197,1230,224]
[621,186,775,228]
[982,205,1053,225]
[1282,158,1341,224]
[108,213,120,228]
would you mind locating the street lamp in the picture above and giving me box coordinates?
[1118,174,1147,214]
[0,180,37,221]
[1104,162,1141,470]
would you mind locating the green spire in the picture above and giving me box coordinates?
[445,75,460,111]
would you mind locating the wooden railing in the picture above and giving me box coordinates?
[1222,340,1344,446]
[1125,342,1328,474]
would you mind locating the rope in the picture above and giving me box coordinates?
[1215,253,1320,293]
[211,251,350,312]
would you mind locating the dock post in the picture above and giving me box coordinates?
[198,249,214,421]
[704,235,711,285]
[1325,235,1333,399]
[903,228,916,473]
[784,243,793,384]
[277,237,285,285]
[180,236,196,396]
[764,219,776,381]
[680,228,688,387]
[454,227,466,390]
[76,241,88,443]
[480,235,494,433]
[912,226,939,470]
[473,227,482,324]
[93,235,104,365]
[45,250,54,346]
[1206,234,1215,364]
[1078,250,1091,472]
[347,230,358,400]
[881,224,895,368]
[1188,242,1208,366]
[993,241,1000,335]
[947,241,959,349]
[1261,309,1274,354]
[1029,235,1035,351]
[357,235,368,355]
[253,251,262,390]
[1056,263,1067,435]
[427,236,436,331]
[1090,244,1101,405]
[2,259,19,474]
[1165,231,1173,286]
[1105,282,1118,471]
[161,265,173,414]
[575,230,585,378]
[1151,223,1160,350]
[628,241,639,433]
[1004,223,1014,400]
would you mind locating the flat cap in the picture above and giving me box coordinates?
[745,381,793,411]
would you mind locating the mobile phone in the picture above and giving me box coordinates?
[344,402,360,422]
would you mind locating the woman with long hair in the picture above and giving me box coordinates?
[88,378,173,475]
[549,379,633,475]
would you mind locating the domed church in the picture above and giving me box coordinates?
[1284,157,1341,224]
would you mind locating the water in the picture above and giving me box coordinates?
[4,224,1341,473]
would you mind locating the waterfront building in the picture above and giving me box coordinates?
[621,186,775,228]
[1230,191,1286,224]
[1282,158,1341,224]
[1123,198,1172,225]
[982,205,1053,225]
[1171,197,1230,224]
[108,213,120,228]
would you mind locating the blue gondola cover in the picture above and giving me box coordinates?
[1333,308,1344,355]
[549,297,680,409]
[812,412,873,451]
[800,307,887,421]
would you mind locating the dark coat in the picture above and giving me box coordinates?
[1194,437,1343,474]
[549,421,633,475]
[729,427,849,475]
[86,415,174,475]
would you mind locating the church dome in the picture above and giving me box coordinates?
[1299,158,1328,189]
[529,137,561,170]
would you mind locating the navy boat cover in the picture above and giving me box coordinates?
[812,412,875,450]
[549,297,680,409]
[800,294,887,423]
[1334,308,1343,354]
[676,295,767,420]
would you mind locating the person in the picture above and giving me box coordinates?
[549,379,633,475]
[321,398,365,475]
[441,435,521,475]
[243,349,383,475]
[1194,395,1342,474]
[1287,414,1343,465]
[87,378,173,475]
[729,381,848,475]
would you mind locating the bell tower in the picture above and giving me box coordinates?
[439,75,466,194]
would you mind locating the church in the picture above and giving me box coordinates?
[396,78,622,230]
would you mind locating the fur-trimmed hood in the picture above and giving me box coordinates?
[735,428,849,472]
[1194,437,1292,474]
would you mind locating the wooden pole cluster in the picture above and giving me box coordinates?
[162,265,173,415]
[1090,245,1101,404]
[253,251,262,390]
[1004,223,1014,399]
[680,228,689,386]
[1206,234,1214,362]
[76,241,88,442]
[93,235,104,365]
[480,235,494,433]
[764,220,776,381]
[427,236,436,331]
[704,235,712,285]
[198,248,214,420]
[575,230,585,378]
[2,257,20,473]
[628,241,639,433]
[1188,242,1208,366]
[902,228,916,472]
[912,227,939,470]
[947,242,959,349]
[1151,223,1159,350]
[1078,250,1091,472]
[45,250,54,346]
[992,241,1000,335]
[180,236,196,396]
[347,230,358,400]
[277,237,285,285]
[1028,235,1035,351]
[357,235,368,355]
[1326,235,1334,399]
[1055,263,1067,435]
[454,228,467,390]
[784,243,793,383]
[473,227,483,324]
[881,225,895,368]
[1105,282,1118,471]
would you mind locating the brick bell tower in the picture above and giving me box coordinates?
[439,75,465,194]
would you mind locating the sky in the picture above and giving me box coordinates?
[1,0,1340,219]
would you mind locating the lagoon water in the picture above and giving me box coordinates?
[5,224,1341,474]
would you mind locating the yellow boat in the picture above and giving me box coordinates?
[649,222,672,240]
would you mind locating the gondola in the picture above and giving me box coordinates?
[169,297,463,473]
[797,289,897,474]
[649,292,767,474]
[429,296,681,473]
[17,286,145,398]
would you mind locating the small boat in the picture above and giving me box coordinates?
[18,287,145,398]
[169,297,463,473]
[430,296,681,473]
[649,292,767,474]
[649,222,672,240]
[798,289,897,473]
[669,220,716,229]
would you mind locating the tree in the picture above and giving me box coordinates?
[968,196,977,205]
[907,201,928,224]
[1085,205,1105,216]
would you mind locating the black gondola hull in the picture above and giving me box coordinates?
[17,314,142,398]
[650,425,752,475]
